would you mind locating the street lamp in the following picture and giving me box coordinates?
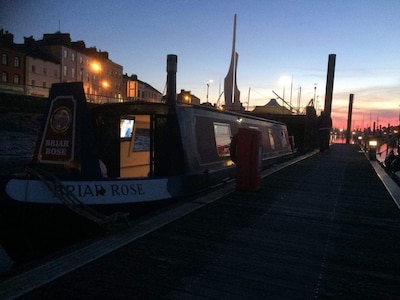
[90,61,102,103]
[313,83,317,108]
[206,80,213,103]
[91,62,102,73]
[102,80,109,88]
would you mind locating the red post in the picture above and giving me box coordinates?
[234,128,262,191]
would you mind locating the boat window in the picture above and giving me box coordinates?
[268,128,275,150]
[120,117,134,140]
[213,122,231,157]
[281,130,287,147]
[132,128,150,152]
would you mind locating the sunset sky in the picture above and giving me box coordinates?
[1,0,400,129]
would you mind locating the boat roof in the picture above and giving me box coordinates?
[89,101,169,116]
[88,100,286,126]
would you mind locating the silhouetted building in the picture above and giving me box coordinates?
[252,98,292,115]
[177,89,200,105]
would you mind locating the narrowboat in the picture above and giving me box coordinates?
[0,54,293,261]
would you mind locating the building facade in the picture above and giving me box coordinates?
[177,89,200,105]
[0,30,162,104]
[0,30,25,94]
[123,74,162,103]
[25,51,60,97]
[36,33,124,103]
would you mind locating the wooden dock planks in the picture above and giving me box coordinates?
[5,144,400,299]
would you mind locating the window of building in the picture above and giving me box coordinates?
[13,74,20,84]
[71,68,75,78]
[64,50,68,59]
[54,69,58,77]
[2,54,8,65]
[31,79,36,86]
[71,53,75,61]
[32,65,36,73]
[63,65,67,77]
[43,67,47,75]
[1,71,8,82]
[42,82,46,88]
[213,122,231,156]
[14,56,20,68]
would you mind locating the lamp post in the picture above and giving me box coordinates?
[206,80,213,103]
[313,83,317,109]
[91,61,102,103]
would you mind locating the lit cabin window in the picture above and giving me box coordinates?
[120,117,134,140]
[213,122,231,157]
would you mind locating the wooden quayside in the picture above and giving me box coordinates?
[1,144,400,299]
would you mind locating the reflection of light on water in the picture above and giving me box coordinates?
[331,133,356,144]
[332,137,347,144]
[0,132,36,160]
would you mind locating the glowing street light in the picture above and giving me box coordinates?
[102,80,109,88]
[206,79,213,103]
[313,83,317,108]
[91,62,102,73]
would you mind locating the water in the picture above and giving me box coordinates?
[0,114,36,273]
[0,244,13,274]
[0,131,37,175]
[0,112,40,174]
[0,131,36,159]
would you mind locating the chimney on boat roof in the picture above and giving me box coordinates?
[166,54,177,107]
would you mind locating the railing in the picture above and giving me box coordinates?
[0,82,127,104]
[0,81,28,95]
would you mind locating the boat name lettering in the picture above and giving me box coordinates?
[60,184,107,197]
[45,139,69,147]
[45,147,68,156]
[44,139,70,156]
[111,183,145,196]
[53,183,144,199]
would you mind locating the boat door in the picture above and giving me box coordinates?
[120,114,152,178]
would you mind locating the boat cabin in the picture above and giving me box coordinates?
[90,101,179,179]
[31,82,185,180]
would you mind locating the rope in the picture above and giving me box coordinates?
[25,166,130,227]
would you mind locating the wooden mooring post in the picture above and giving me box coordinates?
[324,54,336,117]
[346,94,354,144]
